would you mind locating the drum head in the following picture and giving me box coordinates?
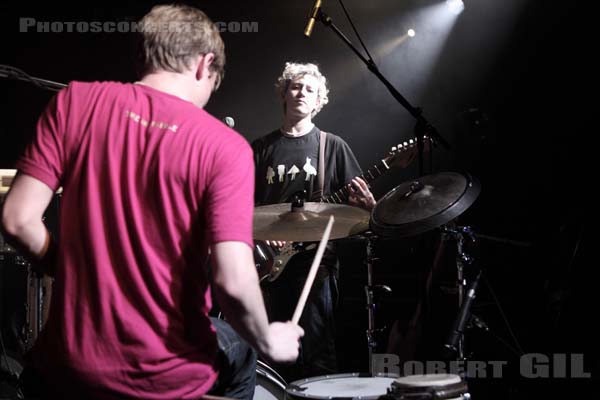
[370,171,480,238]
[286,373,397,400]
[394,373,461,387]
[391,374,468,400]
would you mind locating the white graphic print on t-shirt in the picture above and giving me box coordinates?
[265,158,317,184]
[287,165,300,181]
[303,157,317,181]
[266,166,275,184]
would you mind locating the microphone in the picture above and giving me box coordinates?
[304,0,322,37]
[222,116,235,129]
[444,271,482,354]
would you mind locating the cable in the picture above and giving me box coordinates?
[482,273,525,355]
[0,64,67,92]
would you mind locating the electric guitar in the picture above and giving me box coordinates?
[254,137,430,282]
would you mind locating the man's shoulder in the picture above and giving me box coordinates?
[319,129,349,149]
[66,80,127,92]
[57,81,133,104]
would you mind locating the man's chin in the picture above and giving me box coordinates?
[287,108,311,119]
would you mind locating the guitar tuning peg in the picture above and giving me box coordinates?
[391,146,397,152]
[403,141,408,147]
[409,139,414,144]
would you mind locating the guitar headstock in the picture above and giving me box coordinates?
[384,135,432,168]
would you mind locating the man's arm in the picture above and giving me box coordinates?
[211,241,303,363]
[1,173,56,274]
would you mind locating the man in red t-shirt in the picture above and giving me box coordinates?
[0,5,302,399]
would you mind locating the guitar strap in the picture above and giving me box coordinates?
[318,130,327,199]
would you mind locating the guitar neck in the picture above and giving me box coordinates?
[321,158,391,204]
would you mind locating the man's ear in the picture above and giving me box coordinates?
[195,53,215,81]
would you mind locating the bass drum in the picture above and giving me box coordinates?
[254,360,287,400]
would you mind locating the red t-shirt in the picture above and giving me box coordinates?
[16,81,255,398]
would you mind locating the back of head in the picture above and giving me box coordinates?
[137,4,225,89]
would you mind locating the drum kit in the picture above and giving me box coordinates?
[252,170,480,400]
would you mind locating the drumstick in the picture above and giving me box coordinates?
[291,215,335,325]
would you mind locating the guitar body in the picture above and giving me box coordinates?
[254,241,300,282]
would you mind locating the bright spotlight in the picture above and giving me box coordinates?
[407,29,416,37]
[446,0,465,15]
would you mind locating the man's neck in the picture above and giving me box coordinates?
[137,71,200,107]
[281,115,314,137]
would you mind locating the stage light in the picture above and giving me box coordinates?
[446,0,465,15]
[407,29,416,37]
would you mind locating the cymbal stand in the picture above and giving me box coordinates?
[363,232,391,374]
[440,225,479,362]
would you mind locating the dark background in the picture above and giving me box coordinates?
[0,1,593,399]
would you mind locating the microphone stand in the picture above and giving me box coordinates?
[313,8,451,177]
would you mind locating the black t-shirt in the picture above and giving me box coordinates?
[252,126,362,206]
[252,127,364,269]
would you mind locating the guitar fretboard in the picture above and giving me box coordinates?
[321,158,391,204]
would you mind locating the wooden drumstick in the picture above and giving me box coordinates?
[291,215,335,325]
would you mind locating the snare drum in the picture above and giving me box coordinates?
[285,373,397,400]
[254,360,287,400]
[390,374,469,400]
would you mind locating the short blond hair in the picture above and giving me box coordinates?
[275,62,329,117]
[138,4,225,89]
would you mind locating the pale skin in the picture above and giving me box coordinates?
[267,74,376,248]
[1,54,303,364]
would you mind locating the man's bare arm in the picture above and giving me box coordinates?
[1,174,55,273]
[211,241,303,363]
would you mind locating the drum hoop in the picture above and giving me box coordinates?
[257,360,287,391]
[286,373,398,400]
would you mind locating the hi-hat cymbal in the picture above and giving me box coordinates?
[370,171,480,238]
[253,202,370,242]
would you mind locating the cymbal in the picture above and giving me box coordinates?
[370,171,480,238]
[253,202,370,242]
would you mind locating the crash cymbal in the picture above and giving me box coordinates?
[253,202,370,242]
[370,171,480,238]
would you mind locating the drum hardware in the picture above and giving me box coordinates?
[440,224,527,366]
[27,269,52,346]
[253,201,369,242]
[254,360,287,400]
[370,172,481,239]
[362,231,392,375]
[438,223,488,365]
[253,201,369,283]
[369,171,486,368]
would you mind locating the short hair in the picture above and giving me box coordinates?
[275,62,329,117]
[137,4,225,90]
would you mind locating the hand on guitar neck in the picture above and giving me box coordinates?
[347,177,376,210]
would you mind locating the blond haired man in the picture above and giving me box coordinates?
[252,62,374,381]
